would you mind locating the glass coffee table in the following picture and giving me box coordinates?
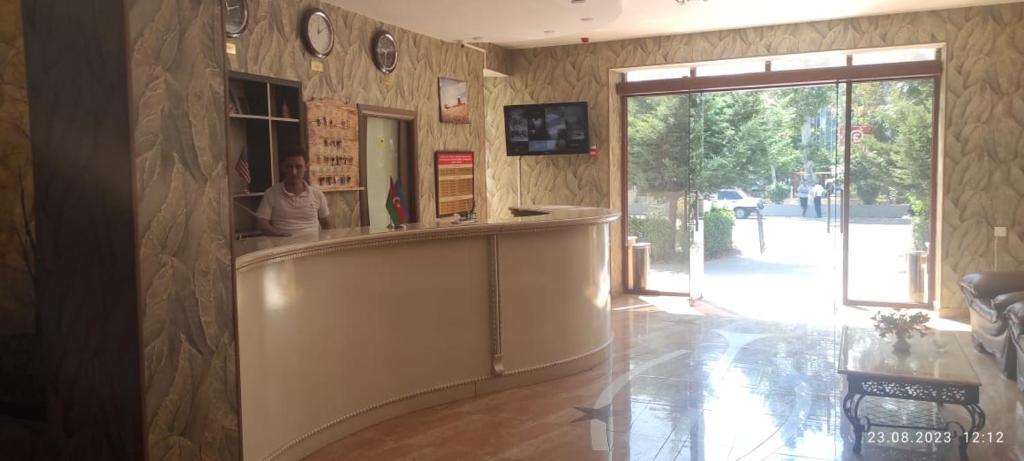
[838,326,985,460]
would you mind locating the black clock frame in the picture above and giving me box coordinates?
[224,0,249,38]
[371,31,398,74]
[302,8,335,59]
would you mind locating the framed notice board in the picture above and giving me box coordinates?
[306,100,360,191]
[435,151,475,217]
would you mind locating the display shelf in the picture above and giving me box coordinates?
[227,71,304,237]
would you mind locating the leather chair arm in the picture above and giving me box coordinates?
[1008,302,1024,325]
[994,291,1024,312]
[961,272,1024,299]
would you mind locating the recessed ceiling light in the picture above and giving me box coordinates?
[580,17,593,22]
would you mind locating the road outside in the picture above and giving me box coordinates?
[647,214,920,325]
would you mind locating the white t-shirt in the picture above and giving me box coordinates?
[811,184,826,198]
[256,182,330,235]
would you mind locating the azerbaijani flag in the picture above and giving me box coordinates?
[386,176,408,225]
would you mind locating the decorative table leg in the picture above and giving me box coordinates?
[959,404,986,461]
[842,390,864,453]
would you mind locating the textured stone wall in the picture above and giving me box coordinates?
[126,0,240,458]
[487,4,1024,305]
[0,0,32,335]
[227,0,487,225]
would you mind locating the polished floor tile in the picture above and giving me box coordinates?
[307,295,1024,461]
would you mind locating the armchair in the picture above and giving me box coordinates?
[959,271,1024,378]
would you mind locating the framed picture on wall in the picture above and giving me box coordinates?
[438,77,469,124]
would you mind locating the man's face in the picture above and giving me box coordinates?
[282,155,307,182]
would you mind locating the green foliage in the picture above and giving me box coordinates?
[850,80,934,205]
[854,180,883,204]
[767,182,790,204]
[628,96,690,194]
[704,208,734,259]
[695,91,796,194]
[629,216,686,261]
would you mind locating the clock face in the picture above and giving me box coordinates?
[224,0,248,37]
[303,10,334,58]
[373,32,398,74]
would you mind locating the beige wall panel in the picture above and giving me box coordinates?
[237,238,493,460]
[498,225,612,372]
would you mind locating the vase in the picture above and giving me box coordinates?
[893,333,911,354]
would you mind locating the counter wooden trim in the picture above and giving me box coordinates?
[235,208,619,272]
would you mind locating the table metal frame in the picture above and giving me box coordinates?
[842,373,985,460]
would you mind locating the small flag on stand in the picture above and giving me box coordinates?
[235,147,251,191]
[386,176,408,226]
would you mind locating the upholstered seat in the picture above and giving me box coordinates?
[1008,302,1024,392]
[960,271,1024,378]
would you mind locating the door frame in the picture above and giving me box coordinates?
[357,105,418,226]
[619,55,943,305]
[841,73,941,308]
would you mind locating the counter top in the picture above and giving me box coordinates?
[234,206,619,270]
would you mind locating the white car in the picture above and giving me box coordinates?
[709,188,764,219]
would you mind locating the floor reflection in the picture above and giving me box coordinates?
[307,296,1024,461]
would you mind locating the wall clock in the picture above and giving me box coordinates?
[224,0,248,37]
[302,9,335,58]
[372,31,398,74]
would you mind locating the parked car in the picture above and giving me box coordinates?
[709,188,764,219]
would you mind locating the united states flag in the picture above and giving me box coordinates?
[235,147,251,185]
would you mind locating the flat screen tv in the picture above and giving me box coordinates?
[504,102,590,156]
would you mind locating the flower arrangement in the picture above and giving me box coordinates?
[871,310,930,339]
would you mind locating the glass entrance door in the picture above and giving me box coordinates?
[844,78,937,306]
[625,93,697,294]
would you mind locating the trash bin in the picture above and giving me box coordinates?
[907,250,926,303]
[632,242,651,291]
[626,236,638,289]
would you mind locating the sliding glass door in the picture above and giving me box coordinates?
[625,93,700,295]
[844,78,937,305]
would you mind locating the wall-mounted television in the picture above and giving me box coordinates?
[504,102,590,156]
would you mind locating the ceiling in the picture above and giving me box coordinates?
[327,0,1018,49]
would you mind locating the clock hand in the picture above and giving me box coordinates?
[227,5,239,11]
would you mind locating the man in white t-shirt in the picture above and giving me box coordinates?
[811,182,826,218]
[256,151,330,236]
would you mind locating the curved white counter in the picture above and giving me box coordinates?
[235,207,619,460]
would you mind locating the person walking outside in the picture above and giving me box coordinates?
[811,182,826,218]
[797,183,810,217]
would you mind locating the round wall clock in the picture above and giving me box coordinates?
[372,31,398,74]
[224,0,248,37]
[302,9,335,58]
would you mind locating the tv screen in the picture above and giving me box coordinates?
[504,102,590,156]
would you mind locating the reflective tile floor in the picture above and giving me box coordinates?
[308,296,1024,460]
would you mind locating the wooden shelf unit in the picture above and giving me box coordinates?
[227,72,305,237]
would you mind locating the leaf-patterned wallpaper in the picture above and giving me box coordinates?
[227,0,487,226]
[486,4,1024,307]
[128,0,239,458]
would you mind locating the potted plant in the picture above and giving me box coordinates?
[871,309,930,354]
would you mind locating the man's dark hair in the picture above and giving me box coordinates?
[280,150,307,163]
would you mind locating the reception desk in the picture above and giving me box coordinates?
[234,206,619,460]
